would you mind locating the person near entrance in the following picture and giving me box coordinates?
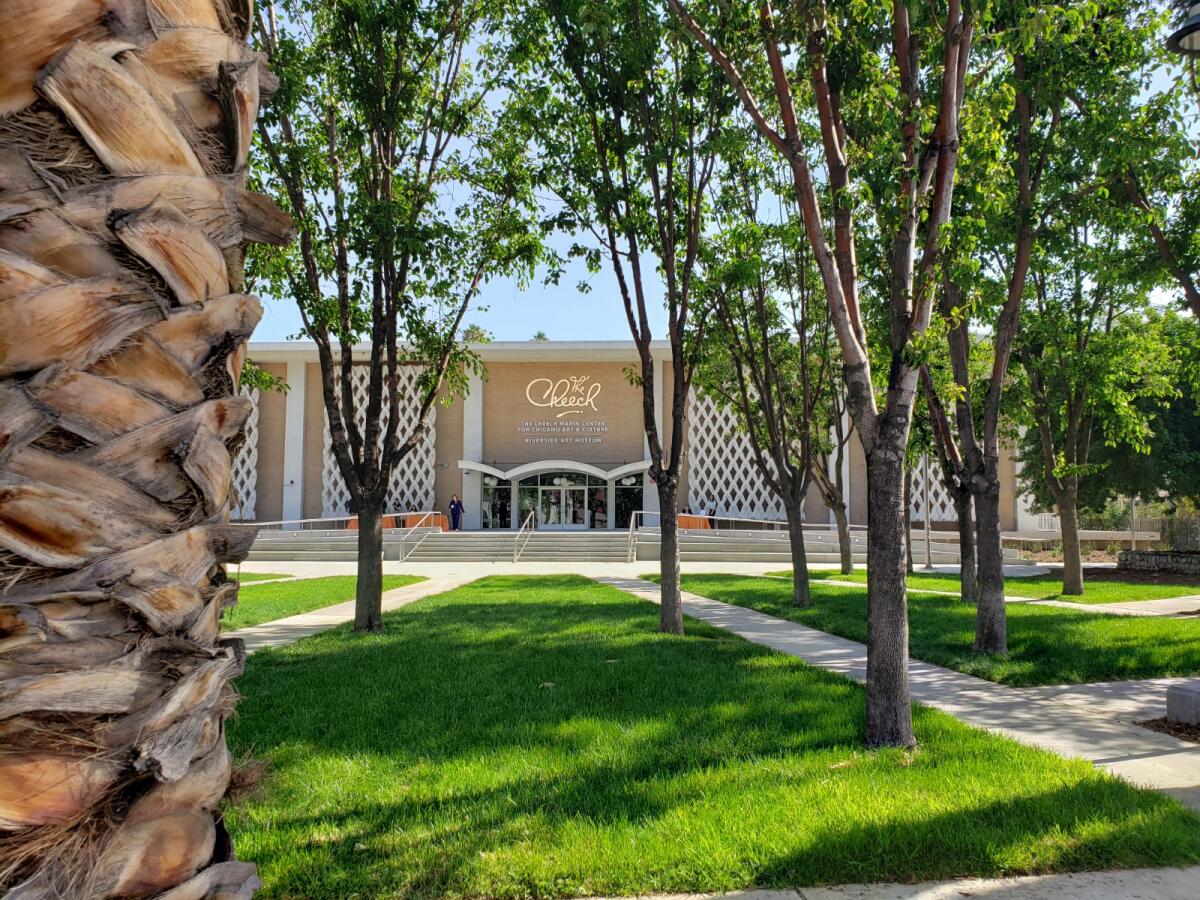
[449,494,465,531]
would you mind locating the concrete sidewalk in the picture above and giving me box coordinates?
[227,574,474,653]
[581,865,1200,899]
[598,576,1200,812]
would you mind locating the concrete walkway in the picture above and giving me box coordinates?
[582,865,1200,899]
[227,573,474,653]
[597,576,1200,812]
[810,577,1200,617]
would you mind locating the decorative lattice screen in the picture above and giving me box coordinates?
[910,456,957,522]
[229,386,259,521]
[321,365,437,516]
[686,391,786,521]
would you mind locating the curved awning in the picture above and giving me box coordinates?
[458,459,650,482]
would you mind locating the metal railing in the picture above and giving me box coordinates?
[622,510,966,561]
[396,511,435,561]
[513,511,536,562]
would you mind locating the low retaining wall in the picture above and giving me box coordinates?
[1118,550,1200,576]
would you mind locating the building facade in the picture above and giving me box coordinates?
[234,341,1036,531]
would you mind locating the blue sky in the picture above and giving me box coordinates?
[250,239,662,343]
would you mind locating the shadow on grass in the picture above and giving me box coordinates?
[227,575,1200,899]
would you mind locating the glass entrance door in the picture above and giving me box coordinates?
[538,486,589,529]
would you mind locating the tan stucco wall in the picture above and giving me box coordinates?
[252,362,287,521]
[479,361,646,467]
[999,442,1017,531]
[848,436,868,526]
[433,387,464,512]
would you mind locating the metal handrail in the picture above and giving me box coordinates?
[513,511,536,562]
[626,510,639,563]
[626,510,964,548]
[229,511,426,532]
[397,511,433,562]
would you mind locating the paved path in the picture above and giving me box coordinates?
[581,865,1200,899]
[597,576,1200,811]
[810,577,1200,617]
[1034,595,1200,616]
[227,574,474,653]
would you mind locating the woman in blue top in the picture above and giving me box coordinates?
[449,494,465,531]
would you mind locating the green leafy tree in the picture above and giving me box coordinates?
[1015,228,1178,594]
[530,330,549,341]
[518,0,732,634]
[922,0,1167,653]
[462,324,494,343]
[671,0,973,747]
[252,0,545,630]
[694,156,838,605]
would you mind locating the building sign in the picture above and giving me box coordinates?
[521,376,607,445]
[525,376,602,417]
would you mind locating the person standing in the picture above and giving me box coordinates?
[449,494,465,531]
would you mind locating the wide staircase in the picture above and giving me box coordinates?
[406,531,629,562]
[246,520,1012,564]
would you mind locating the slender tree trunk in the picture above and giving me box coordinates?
[972,458,1007,654]
[658,483,684,634]
[784,495,812,607]
[833,500,854,575]
[865,449,916,748]
[0,6,288,895]
[1058,487,1085,595]
[354,496,385,631]
[953,488,977,603]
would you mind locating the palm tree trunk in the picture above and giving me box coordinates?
[0,4,290,896]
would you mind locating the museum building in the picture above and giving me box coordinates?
[230,341,1036,532]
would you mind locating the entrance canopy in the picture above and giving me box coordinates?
[460,459,651,530]
[458,459,650,482]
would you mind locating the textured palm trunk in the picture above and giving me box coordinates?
[0,2,290,896]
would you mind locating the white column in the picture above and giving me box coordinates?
[280,358,307,522]
[1013,426,1040,532]
[462,372,484,529]
[606,479,616,530]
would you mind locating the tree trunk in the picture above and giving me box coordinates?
[833,500,854,575]
[354,498,385,632]
[658,484,684,635]
[1058,488,1085,596]
[0,5,290,896]
[953,488,977,603]
[972,460,1007,654]
[783,496,811,607]
[864,449,916,749]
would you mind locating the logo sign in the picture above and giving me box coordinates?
[525,376,602,418]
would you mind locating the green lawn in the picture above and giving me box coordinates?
[227,575,1200,898]
[234,572,292,583]
[765,569,1200,605]
[679,574,1200,686]
[224,575,425,630]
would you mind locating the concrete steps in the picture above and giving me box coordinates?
[246,525,1015,564]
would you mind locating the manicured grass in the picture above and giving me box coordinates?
[765,569,1200,604]
[224,575,424,630]
[234,572,292,583]
[680,574,1200,686]
[227,575,1200,898]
